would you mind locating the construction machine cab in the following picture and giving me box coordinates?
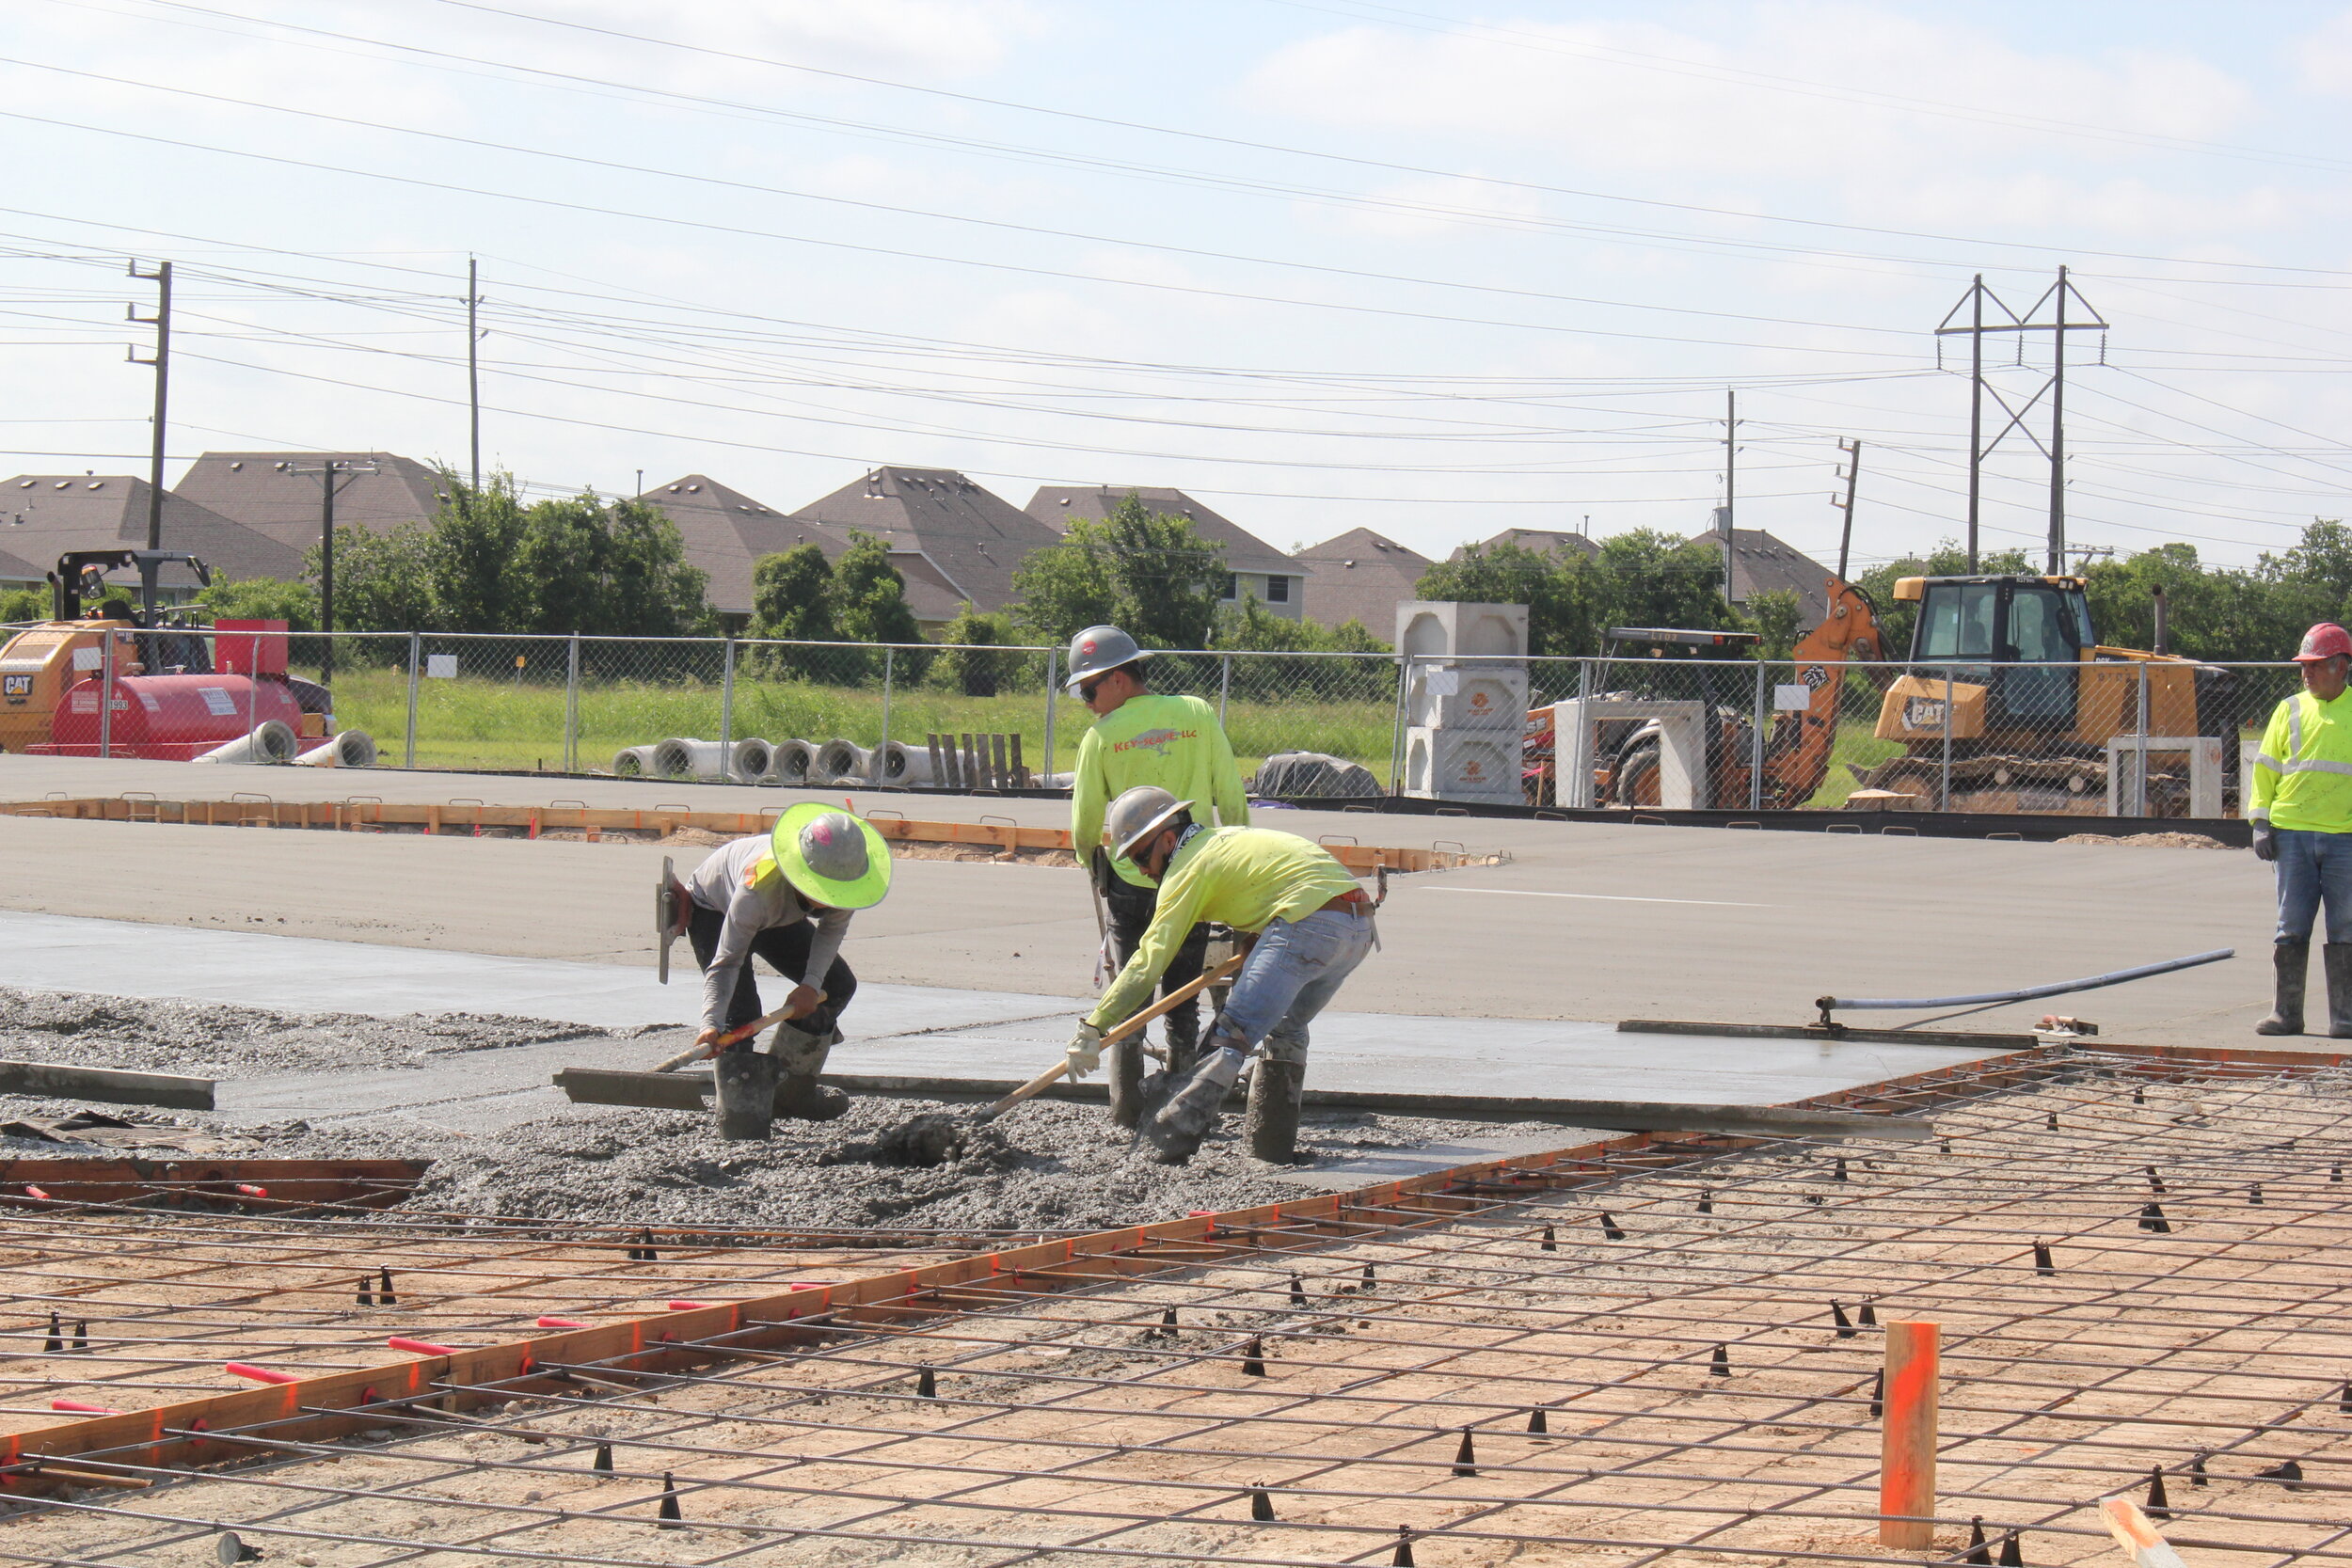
[1897,574,2094,727]
[45,549,216,675]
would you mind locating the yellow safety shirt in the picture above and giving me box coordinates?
[1087,827,1359,1030]
[2251,689,2352,833]
[1071,692,1249,888]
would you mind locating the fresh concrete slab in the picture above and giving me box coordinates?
[0,911,2009,1132]
[0,755,2277,1042]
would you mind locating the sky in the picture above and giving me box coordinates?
[3,0,2351,576]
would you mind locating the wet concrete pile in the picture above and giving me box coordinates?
[0,989,651,1076]
[285,1097,1516,1230]
[0,987,1583,1231]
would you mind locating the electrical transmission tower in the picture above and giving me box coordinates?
[1934,267,2108,575]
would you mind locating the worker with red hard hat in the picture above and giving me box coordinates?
[2249,622,2352,1037]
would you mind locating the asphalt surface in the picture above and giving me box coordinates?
[0,752,2276,1044]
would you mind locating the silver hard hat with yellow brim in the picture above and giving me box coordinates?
[1107,784,1193,865]
[769,802,892,910]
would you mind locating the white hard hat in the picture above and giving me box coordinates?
[1065,625,1148,691]
[1106,784,1192,864]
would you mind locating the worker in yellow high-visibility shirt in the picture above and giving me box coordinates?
[1063,785,1375,1166]
[2250,622,2352,1037]
[1064,625,1250,1129]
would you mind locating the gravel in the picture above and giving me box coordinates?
[0,989,652,1077]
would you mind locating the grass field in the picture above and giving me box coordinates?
[326,669,1401,783]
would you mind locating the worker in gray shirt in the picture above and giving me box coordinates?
[683,804,893,1119]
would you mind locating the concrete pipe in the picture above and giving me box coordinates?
[610,744,655,778]
[815,738,871,784]
[732,736,774,783]
[194,720,298,765]
[874,739,933,787]
[769,738,818,786]
[649,738,697,779]
[294,729,378,768]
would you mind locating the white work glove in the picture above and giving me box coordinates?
[1065,1022,1104,1081]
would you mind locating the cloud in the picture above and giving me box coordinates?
[2294,7,2352,93]
[1246,4,2254,183]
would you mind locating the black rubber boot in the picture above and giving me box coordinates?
[769,1020,849,1121]
[774,1077,849,1121]
[1106,1035,1146,1131]
[2258,939,2310,1036]
[1146,1045,1248,1165]
[1245,1058,1305,1164]
[712,1047,782,1141]
[2326,943,2352,1039]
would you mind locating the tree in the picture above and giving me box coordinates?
[1,586,47,624]
[1741,588,1804,661]
[1011,493,1226,648]
[198,576,318,632]
[514,492,712,640]
[746,544,840,679]
[1591,530,1738,638]
[1413,542,1597,658]
[316,522,434,655]
[834,529,924,641]
[935,603,1020,696]
[421,472,532,632]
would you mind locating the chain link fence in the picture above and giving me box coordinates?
[14,620,2307,819]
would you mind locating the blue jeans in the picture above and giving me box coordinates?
[1210,908,1375,1067]
[2275,828,2352,942]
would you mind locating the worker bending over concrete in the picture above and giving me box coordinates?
[684,802,893,1118]
[1066,785,1374,1164]
[2252,622,2352,1037]
[1065,624,1251,1129]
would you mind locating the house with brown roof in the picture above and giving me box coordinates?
[1692,511,1835,626]
[1292,527,1430,639]
[0,541,41,594]
[173,451,448,555]
[636,471,993,635]
[1024,485,1308,621]
[0,475,302,591]
[792,467,1059,625]
[1454,526,1600,562]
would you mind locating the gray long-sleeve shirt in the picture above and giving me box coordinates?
[686,836,851,1033]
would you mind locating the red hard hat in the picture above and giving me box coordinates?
[2296,623,2352,662]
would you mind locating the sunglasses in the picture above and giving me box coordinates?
[1078,675,1110,702]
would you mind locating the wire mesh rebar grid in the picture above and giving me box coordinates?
[7,1046,2352,1567]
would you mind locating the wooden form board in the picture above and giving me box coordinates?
[0,1158,429,1211]
[0,797,1498,874]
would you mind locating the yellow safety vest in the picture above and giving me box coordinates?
[2251,689,2352,833]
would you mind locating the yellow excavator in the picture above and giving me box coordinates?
[1854,573,2233,816]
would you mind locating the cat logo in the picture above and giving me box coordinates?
[1,673,29,702]
[1903,697,1947,730]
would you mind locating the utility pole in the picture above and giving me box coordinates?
[1722,388,1737,604]
[2048,264,2069,577]
[127,260,170,549]
[1932,268,2106,576]
[1967,274,1982,571]
[281,456,380,689]
[1831,438,1863,583]
[466,256,483,490]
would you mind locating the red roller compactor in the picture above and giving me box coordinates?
[1,550,341,763]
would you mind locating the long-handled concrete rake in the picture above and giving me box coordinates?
[645,991,828,1075]
[870,952,1246,1165]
